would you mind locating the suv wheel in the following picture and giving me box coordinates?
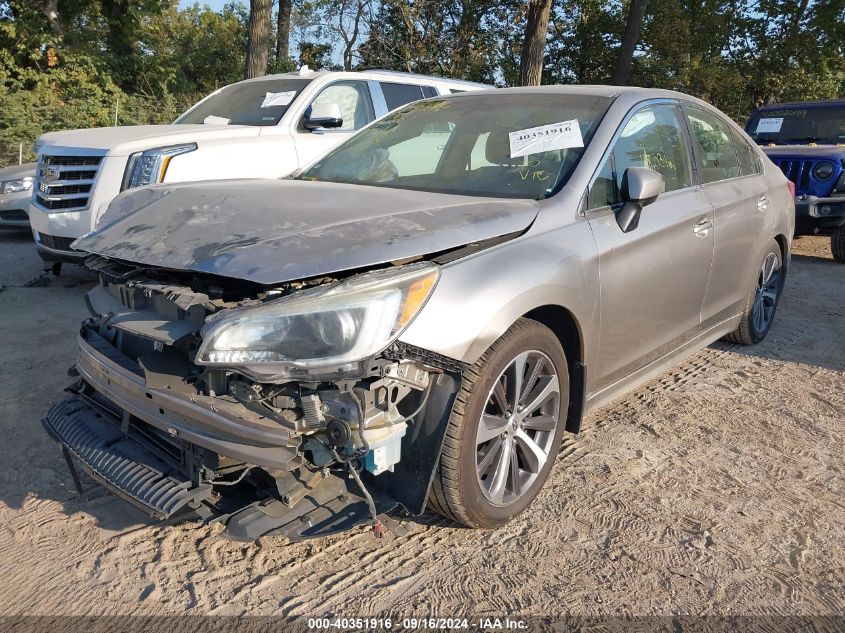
[725,238,784,345]
[832,225,845,263]
[428,318,568,528]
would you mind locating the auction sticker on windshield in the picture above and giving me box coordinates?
[756,117,784,133]
[261,90,297,108]
[509,119,583,158]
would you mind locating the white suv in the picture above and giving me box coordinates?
[29,69,486,265]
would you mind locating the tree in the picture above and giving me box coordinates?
[245,0,273,78]
[276,0,293,62]
[359,0,500,82]
[519,0,553,86]
[611,0,648,85]
[298,41,332,69]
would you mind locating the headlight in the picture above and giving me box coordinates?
[196,263,439,379]
[812,162,834,181]
[121,144,196,191]
[1,176,33,194]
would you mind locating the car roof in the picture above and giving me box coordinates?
[753,99,845,111]
[238,69,489,88]
[444,84,723,108]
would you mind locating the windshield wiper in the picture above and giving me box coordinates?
[784,136,839,145]
[754,136,786,145]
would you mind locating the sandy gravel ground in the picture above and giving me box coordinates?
[0,229,843,625]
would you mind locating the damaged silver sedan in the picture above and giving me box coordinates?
[43,87,794,540]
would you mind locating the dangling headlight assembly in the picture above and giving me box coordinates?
[121,143,197,191]
[196,263,439,380]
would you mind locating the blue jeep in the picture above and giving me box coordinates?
[746,99,845,262]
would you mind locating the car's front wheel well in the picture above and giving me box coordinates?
[523,305,585,434]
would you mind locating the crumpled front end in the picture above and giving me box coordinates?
[43,256,462,541]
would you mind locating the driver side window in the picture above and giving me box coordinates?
[306,81,374,131]
[587,104,692,209]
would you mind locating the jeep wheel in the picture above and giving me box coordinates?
[428,318,568,528]
[725,238,784,345]
[832,225,845,263]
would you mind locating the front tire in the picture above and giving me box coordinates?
[832,225,845,263]
[724,238,784,345]
[428,318,569,528]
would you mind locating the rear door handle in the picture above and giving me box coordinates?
[757,196,768,210]
[693,217,713,236]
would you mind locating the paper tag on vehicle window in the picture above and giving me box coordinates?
[261,90,296,108]
[509,119,583,158]
[756,117,783,133]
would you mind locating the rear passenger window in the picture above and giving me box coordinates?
[380,82,426,111]
[684,106,741,182]
[731,129,762,176]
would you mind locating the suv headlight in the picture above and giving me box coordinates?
[121,144,196,191]
[812,162,834,181]
[196,263,439,379]
[1,176,33,194]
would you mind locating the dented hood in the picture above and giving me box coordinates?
[74,179,539,285]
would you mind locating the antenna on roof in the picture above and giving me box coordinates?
[298,65,312,75]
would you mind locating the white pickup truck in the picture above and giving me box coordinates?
[29,68,486,267]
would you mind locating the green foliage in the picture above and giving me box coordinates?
[298,41,333,70]
[0,0,249,167]
[0,0,843,167]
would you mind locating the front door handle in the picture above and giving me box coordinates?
[693,217,713,236]
[757,196,768,210]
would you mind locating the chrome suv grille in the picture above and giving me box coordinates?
[35,154,103,211]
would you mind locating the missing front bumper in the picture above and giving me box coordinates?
[43,392,399,540]
[46,320,463,540]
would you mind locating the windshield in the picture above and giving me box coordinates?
[176,78,313,126]
[746,105,845,145]
[300,93,612,199]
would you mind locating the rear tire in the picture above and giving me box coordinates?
[832,225,845,263]
[724,238,784,345]
[428,318,569,528]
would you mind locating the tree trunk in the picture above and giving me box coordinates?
[519,0,553,86]
[245,0,272,79]
[41,0,63,37]
[276,0,292,62]
[610,0,648,86]
[102,0,136,58]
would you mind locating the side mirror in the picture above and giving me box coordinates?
[615,167,664,233]
[303,103,343,130]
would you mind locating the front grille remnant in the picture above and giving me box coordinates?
[35,154,103,211]
[43,395,213,519]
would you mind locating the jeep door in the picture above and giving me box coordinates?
[585,101,715,392]
[681,103,772,327]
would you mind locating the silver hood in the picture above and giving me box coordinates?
[74,179,540,285]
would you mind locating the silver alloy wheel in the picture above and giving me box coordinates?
[475,350,560,506]
[752,251,781,333]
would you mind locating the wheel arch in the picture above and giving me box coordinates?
[522,304,586,435]
[774,232,790,280]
